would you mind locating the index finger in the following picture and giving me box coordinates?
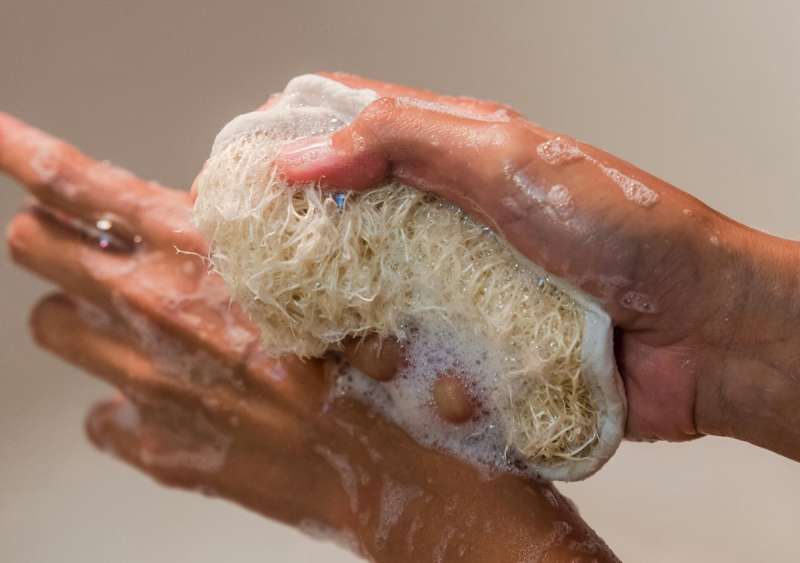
[318,71,518,117]
[0,113,203,254]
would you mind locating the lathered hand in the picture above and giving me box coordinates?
[2,113,617,562]
[276,73,800,460]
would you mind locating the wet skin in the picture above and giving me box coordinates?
[276,73,800,461]
[7,70,800,560]
[1,111,617,561]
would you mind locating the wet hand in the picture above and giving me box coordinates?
[1,113,617,562]
[275,73,800,459]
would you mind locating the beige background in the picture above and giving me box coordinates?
[2,1,799,561]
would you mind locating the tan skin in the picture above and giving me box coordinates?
[5,71,799,560]
[276,72,800,461]
[1,100,616,561]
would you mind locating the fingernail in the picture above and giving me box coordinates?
[278,136,334,167]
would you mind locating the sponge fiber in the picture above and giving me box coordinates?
[192,75,625,481]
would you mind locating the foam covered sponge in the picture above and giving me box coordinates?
[193,75,626,481]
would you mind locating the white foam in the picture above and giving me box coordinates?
[619,290,657,314]
[546,184,573,218]
[600,166,660,208]
[511,169,548,203]
[335,318,542,477]
[137,401,231,474]
[110,293,243,387]
[374,478,424,547]
[314,445,360,514]
[536,136,659,209]
[536,137,585,166]
[13,126,61,183]
[432,526,457,563]
[405,514,424,554]
[212,75,378,156]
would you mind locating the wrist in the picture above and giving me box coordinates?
[350,467,617,562]
[696,221,800,459]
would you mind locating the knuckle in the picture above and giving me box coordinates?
[31,140,68,187]
[359,96,398,129]
[498,104,523,120]
[28,293,71,347]
[344,97,399,156]
[5,211,37,259]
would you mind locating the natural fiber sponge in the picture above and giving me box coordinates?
[193,75,626,481]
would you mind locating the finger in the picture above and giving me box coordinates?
[85,396,331,523]
[341,334,404,381]
[318,71,517,116]
[8,207,252,364]
[8,208,136,307]
[85,396,227,491]
[339,335,475,423]
[432,372,476,424]
[276,96,513,191]
[0,113,204,254]
[275,95,685,326]
[276,130,387,189]
[31,293,173,393]
[32,293,310,431]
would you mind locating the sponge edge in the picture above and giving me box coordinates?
[193,74,626,481]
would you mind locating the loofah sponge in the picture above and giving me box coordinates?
[193,75,626,481]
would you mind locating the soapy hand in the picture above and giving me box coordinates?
[1,113,618,562]
[276,73,800,460]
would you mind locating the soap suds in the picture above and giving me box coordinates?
[600,166,660,208]
[120,393,232,474]
[315,445,360,514]
[537,136,659,208]
[512,170,548,203]
[536,137,585,166]
[546,184,573,219]
[375,478,424,547]
[9,124,62,184]
[619,290,657,314]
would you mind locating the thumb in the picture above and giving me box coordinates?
[276,131,388,190]
[275,96,515,191]
[274,95,703,328]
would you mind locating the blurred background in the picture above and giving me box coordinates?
[1,1,799,561]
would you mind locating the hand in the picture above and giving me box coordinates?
[2,113,618,562]
[276,73,800,460]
